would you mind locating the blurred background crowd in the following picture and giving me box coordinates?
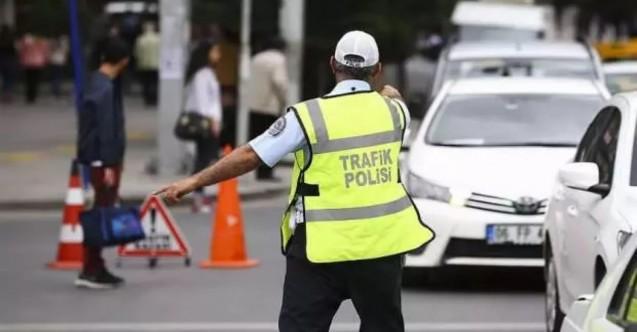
[1,0,636,107]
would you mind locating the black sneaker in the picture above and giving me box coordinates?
[74,269,125,289]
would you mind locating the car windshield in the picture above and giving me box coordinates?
[427,94,605,147]
[606,73,637,94]
[446,58,596,80]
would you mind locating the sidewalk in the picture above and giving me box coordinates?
[0,96,290,210]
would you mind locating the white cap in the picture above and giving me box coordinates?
[334,30,379,68]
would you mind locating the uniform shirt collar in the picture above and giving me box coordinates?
[326,80,372,96]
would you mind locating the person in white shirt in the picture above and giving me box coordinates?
[49,35,68,98]
[247,36,288,180]
[182,40,223,213]
[134,22,160,106]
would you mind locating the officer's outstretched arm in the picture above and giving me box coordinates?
[154,145,261,203]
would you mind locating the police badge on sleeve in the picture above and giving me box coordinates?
[267,117,287,136]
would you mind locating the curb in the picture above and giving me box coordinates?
[0,187,288,211]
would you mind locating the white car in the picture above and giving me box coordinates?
[560,232,637,332]
[451,1,547,42]
[603,61,637,95]
[431,41,605,98]
[404,77,608,277]
[544,92,637,332]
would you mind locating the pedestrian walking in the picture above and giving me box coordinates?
[247,36,288,181]
[182,40,223,213]
[134,22,159,106]
[75,37,130,289]
[155,31,435,332]
[49,35,69,98]
[18,33,49,104]
[0,24,17,103]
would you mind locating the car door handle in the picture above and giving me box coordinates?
[567,205,578,217]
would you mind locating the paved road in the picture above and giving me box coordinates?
[0,195,546,331]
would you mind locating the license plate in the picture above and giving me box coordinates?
[486,224,543,245]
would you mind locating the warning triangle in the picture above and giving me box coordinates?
[118,196,191,258]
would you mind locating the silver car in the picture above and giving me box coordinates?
[431,41,605,100]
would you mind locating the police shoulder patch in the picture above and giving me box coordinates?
[267,117,287,136]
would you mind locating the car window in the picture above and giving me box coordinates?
[577,107,621,186]
[426,94,604,147]
[445,58,596,81]
[608,252,637,325]
[575,109,611,162]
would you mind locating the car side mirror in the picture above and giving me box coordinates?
[559,162,605,195]
[625,324,637,332]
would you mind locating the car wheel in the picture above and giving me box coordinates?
[546,253,565,332]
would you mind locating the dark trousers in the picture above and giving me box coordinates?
[0,56,17,98]
[220,106,237,148]
[193,135,219,193]
[249,111,278,179]
[138,69,158,106]
[24,68,42,103]
[50,65,64,97]
[279,254,405,332]
[83,165,122,274]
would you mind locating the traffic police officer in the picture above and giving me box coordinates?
[156,30,435,332]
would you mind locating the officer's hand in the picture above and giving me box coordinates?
[379,84,403,100]
[153,177,199,204]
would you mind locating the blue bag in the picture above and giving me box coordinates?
[80,206,145,247]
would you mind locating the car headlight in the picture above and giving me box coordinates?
[407,172,470,206]
[618,230,632,252]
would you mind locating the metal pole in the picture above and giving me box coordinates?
[279,0,305,104]
[157,0,190,175]
[236,0,252,146]
[67,0,85,112]
[67,0,92,188]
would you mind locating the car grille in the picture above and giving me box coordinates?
[445,239,542,259]
[465,192,547,215]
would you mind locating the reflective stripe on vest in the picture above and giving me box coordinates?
[305,196,412,222]
[306,98,403,154]
[281,92,435,263]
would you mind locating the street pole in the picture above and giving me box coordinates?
[67,0,85,113]
[279,0,305,105]
[236,0,252,146]
[157,0,190,175]
[67,0,92,188]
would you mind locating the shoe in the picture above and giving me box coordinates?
[74,269,125,289]
[193,204,211,214]
[191,193,211,214]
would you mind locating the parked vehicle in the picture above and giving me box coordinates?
[431,41,605,100]
[451,1,546,42]
[560,232,637,332]
[404,77,608,280]
[544,92,637,332]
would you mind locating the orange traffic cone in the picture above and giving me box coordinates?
[47,160,84,270]
[200,146,259,269]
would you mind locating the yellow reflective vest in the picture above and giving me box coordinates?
[281,91,435,263]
